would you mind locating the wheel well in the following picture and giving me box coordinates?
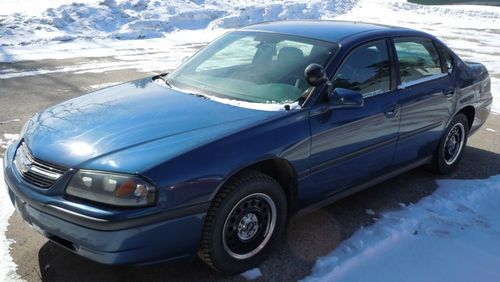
[245,159,299,215]
[458,106,475,130]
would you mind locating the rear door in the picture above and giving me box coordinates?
[392,37,455,167]
[302,39,400,205]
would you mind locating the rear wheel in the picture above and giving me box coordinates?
[198,170,287,274]
[429,113,469,174]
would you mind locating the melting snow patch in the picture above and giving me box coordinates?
[240,268,263,280]
[304,176,500,282]
[0,119,21,125]
[0,158,24,281]
[84,82,122,91]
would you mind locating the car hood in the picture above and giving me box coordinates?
[23,77,280,170]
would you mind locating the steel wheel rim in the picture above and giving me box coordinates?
[222,193,277,260]
[444,123,465,165]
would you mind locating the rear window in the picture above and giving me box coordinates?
[394,38,442,85]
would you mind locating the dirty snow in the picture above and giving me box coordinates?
[304,176,500,282]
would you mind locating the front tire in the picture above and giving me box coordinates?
[429,113,469,174]
[198,170,287,274]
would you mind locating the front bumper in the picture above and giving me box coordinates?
[3,145,207,265]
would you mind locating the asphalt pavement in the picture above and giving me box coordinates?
[1,57,499,282]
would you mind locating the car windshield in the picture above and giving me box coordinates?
[167,31,338,104]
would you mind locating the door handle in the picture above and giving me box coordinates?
[383,105,399,118]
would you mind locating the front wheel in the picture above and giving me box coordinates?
[429,113,469,174]
[198,170,287,274]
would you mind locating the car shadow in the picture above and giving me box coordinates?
[37,146,500,281]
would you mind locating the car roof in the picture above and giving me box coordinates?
[241,20,425,43]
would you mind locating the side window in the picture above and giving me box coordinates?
[333,40,391,97]
[394,38,442,84]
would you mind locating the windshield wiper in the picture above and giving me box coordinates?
[192,93,209,99]
[155,74,210,100]
[156,74,172,88]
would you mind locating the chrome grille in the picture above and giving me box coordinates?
[14,141,68,188]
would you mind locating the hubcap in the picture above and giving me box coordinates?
[222,193,277,260]
[238,213,259,240]
[444,123,465,165]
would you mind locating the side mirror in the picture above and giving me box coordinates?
[329,88,364,109]
[304,63,331,86]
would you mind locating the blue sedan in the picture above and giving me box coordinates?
[3,20,492,274]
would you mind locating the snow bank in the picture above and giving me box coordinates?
[0,0,358,45]
[304,175,500,282]
[0,134,24,282]
[1,0,498,112]
[0,159,23,282]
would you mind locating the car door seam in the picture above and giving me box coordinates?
[309,137,398,175]
[398,121,443,141]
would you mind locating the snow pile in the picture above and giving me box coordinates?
[305,175,500,282]
[0,159,23,282]
[1,136,24,282]
[0,0,358,45]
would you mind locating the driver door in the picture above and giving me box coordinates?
[302,39,400,205]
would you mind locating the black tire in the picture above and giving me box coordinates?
[198,170,287,274]
[429,113,469,174]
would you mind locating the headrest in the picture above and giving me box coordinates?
[277,47,304,63]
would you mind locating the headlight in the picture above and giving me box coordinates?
[66,170,157,207]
